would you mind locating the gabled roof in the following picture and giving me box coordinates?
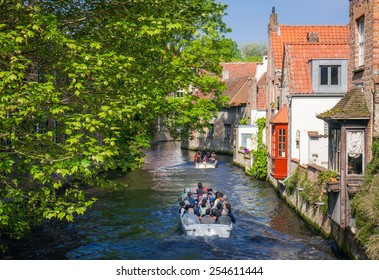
[284,43,349,94]
[317,87,370,121]
[271,25,349,71]
[221,62,257,79]
[223,77,249,106]
[220,62,259,107]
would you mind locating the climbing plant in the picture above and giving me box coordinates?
[246,117,267,180]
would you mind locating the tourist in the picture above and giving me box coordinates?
[199,197,210,216]
[194,152,201,163]
[181,188,191,201]
[216,209,232,225]
[178,201,186,215]
[200,209,215,224]
[196,181,204,196]
[224,202,236,223]
[182,208,200,225]
[187,192,196,205]
[213,202,223,219]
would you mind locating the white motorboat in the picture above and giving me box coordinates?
[179,213,232,238]
[195,160,217,168]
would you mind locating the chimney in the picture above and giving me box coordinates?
[268,6,278,32]
[307,32,319,43]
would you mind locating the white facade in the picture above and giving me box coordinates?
[290,95,342,168]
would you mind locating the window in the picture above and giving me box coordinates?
[241,133,251,148]
[357,17,365,67]
[224,124,231,141]
[311,59,348,93]
[330,129,341,172]
[320,65,341,86]
[347,130,364,175]
[271,126,276,157]
[278,128,286,158]
[271,125,287,158]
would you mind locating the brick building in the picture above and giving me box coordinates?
[317,0,379,231]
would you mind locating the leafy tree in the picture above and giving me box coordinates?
[0,0,234,246]
[240,42,267,62]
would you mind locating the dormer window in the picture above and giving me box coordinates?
[311,59,348,93]
[320,65,340,86]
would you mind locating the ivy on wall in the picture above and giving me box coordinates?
[246,117,267,180]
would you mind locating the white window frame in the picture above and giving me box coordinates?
[357,17,365,67]
[346,129,364,176]
[240,133,251,148]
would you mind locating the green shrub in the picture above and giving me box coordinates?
[352,139,379,259]
[284,167,329,213]
[246,117,267,180]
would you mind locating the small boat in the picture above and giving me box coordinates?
[179,188,233,238]
[195,160,217,168]
[180,214,232,238]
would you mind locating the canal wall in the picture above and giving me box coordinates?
[151,131,178,145]
[267,175,368,260]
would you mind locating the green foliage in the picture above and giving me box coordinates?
[317,170,339,186]
[239,118,248,125]
[239,42,267,62]
[246,117,267,180]
[352,139,379,259]
[284,167,302,195]
[285,167,331,213]
[0,0,233,245]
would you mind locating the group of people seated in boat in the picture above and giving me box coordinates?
[194,151,217,164]
[179,182,235,225]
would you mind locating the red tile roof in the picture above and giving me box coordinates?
[271,25,349,70]
[223,77,249,106]
[257,72,267,110]
[220,63,259,107]
[221,62,257,79]
[270,105,288,124]
[284,43,350,94]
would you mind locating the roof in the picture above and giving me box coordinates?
[270,105,288,124]
[223,77,249,106]
[284,43,349,94]
[257,72,267,110]
[317,87,370,121]
[221,62,257,79]
[271,25,349,71]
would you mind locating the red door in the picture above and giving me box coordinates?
[271,125,288,179]
[270,105,288,180]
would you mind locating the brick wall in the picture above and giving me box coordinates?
[349,0,379,158]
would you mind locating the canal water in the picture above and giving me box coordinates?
[3,141,343,260]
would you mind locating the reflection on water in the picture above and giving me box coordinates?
[2,141,343,260]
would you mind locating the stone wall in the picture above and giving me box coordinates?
[269,163,368,259]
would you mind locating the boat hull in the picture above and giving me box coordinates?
[180,215,232,238]
[195,160,217,168]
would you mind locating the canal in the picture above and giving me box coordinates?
[3,141,343,260]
